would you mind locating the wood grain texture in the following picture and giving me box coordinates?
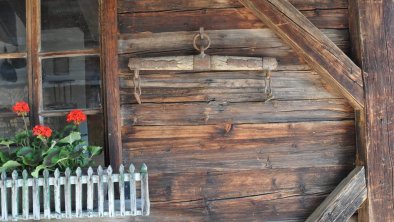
[238,0,364,109]
[122,99,353,126]
[118,0,347,13]
[119,70,343,104]
[306,166,367,222]
[101,0,123,170]
[349,0,394,221]
[117,0,356,221]
[118,7,348,34]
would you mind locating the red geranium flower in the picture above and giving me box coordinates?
[33,125,52,138]
[66,110,87,126]
[12,101,30,116]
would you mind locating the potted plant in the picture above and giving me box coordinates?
[0,101,102,177]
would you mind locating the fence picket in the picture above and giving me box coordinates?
[64,168,72,218]
[119,165,126,216]
[11,171,18,221]
[43,169,51,219]
[54,169,61,218]
[107,166,115,217]
[32,178,40,220]
[76,167,83,217]
[22,170,29,220]
[1,171,8,221]
[141,164,150,216]
[129,164,136,216]
[0,164,149,221]
[87,167,94,217]
[97,166,104,217]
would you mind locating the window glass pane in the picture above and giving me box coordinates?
[0,58,28,113]
[41,0,99,52]
[43,114,105,166]
[42,56,101,111]
[0,116,27,138]
[0,0,26,53]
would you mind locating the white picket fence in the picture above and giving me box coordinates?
[0,164,149,221]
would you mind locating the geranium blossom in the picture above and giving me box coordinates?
[66,110,87,126]
[33,125,52,138]
[12,101,30,116]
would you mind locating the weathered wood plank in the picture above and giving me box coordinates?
[238,0,364,109]
[122,99,353,126]
[348,0,394,221]
[119,71,344,104]
[306,166,367,222]
[118,8,348,34]
[118,29,349,56]
[118,0,347,13]
[146,167,353,203]
[123,121,356,172]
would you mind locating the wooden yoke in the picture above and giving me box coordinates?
[128,28,278,104]
[129,56,278,71]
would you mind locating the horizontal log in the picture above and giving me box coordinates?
[118,0,347,13]
[147,167,353,202]
[118,28,349,57]
[306,166,367,222]
[122,99,354,126]
[123,121,356,171]
[119,70,344,104]
[118,8,348,34]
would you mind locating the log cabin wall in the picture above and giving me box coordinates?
[117,1,356,221]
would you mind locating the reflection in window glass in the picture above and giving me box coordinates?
[43,114,104,166]
[41,0,99,52]
[0,116,27,138]
[0,59,28,113]
[42,56,101,111]
[0,0,26,54]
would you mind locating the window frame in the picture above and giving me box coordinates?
[0,0,122,168]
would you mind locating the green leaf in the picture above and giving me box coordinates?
[0,160,21,171]
[31,165,46,178]
[58,132,81,145]
[0,140,15,148]
[0,151,9,163]
[43,147,69,167]
[17,147,42,166]
[86,146,102,157]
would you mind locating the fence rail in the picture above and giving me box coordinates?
[0,164,149,221]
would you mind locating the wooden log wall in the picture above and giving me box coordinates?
[117,0,356,221]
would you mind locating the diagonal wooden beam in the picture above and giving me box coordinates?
[306,166,367,222]
[238,0,365,109]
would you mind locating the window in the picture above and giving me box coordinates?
[0,0,105,162]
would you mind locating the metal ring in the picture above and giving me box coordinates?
[193,33,211,53]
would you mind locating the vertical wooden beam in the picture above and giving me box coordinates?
[349,0,394,221]
[100,0,123,171]
[26,0,41,124]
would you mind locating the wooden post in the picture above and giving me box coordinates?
[100,0,123,171]
[348,0,394,221]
